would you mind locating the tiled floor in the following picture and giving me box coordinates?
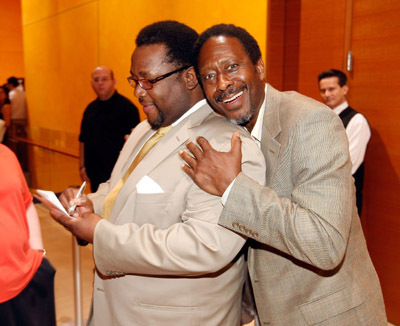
[37,203,396,326]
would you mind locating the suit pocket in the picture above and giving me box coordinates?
[134,302,202,326]
[299,281,364,325]
[134,193,175,228]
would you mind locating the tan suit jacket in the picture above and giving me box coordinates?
[89,102,266,326]
[219,85,387,325]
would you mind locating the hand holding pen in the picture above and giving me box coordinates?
[68,181,87,215]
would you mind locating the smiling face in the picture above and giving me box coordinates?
[130,44,191,129]
[197,36,265,130]
[319,76,348,109]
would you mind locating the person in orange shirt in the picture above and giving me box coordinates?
[0,144,56,325]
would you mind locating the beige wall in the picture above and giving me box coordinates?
[20,0,267,190]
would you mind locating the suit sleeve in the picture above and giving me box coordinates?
[93,136,266,276]
[219,108,354,271]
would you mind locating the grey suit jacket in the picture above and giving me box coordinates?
[219,85,386,325]
[88,102,266,326]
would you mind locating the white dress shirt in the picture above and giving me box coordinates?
[8,87,27,120]
[222,85,268,204]
[333,101,371,174]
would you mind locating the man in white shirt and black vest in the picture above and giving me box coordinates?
[318,69,370,215]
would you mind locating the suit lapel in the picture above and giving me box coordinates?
[129,103,212,180]
[261,85,282,185]
[110,103,213,223]
[108,121,152,190]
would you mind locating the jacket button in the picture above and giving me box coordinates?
[232,222,239,228]
[239,225,245,231]
[245,228,252,234]
[252,232,259,238]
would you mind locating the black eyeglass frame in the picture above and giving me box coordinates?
[127,65,191,90]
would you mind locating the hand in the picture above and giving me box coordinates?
[58,187,81,212]
[50,208,101,243]
[53,188,99,243]
[179,132,242,196]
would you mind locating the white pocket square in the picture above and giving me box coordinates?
[136,175,164,194]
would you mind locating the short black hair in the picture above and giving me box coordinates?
[318,69,347,87]
[193,24,262,73]
[7,77,19,87]
[135,20,198,67]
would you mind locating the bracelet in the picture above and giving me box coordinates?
[37,249,46,256]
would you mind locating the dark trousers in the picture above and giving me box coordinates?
[0,257,56,326]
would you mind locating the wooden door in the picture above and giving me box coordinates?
[350,1,400,323]
[267,0,400,323]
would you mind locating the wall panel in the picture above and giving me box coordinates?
[99,0,267,120]
[269,0,400,323]
[22,0,95,24]
[297,0,346,97]
[350,0,400,322]
[0,0,24,83]
[23,1,98,134]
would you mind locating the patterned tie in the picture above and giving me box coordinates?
[102,125,172,219]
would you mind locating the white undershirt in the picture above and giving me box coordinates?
[222,85,267,204]
[9,87,27,120]
[333,101,371,174]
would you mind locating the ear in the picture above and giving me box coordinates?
[342,84,349,96]
[255,58,265,81]
[183,66,199,90]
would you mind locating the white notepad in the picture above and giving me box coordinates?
[35,189,73,218]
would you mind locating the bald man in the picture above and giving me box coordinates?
[79,66,140,192]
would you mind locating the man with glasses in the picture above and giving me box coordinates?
[50,21,265,325]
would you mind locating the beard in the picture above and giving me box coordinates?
[228,106,256,126]
[149,108,166,130]
[216,83,256,127]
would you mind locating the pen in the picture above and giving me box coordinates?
[68,181,87,215]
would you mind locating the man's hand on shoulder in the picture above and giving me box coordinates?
[179,131,242,196]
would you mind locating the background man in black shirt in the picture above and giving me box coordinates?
[79,66,140,192]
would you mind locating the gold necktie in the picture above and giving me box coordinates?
[102,125,172,219]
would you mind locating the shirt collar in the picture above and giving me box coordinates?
[250,84,268,142]
[171,99,207,127]
[332,101,349,115]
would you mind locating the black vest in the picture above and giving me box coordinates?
[339,106,364,215]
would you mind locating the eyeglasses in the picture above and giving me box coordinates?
[127,66,190,90]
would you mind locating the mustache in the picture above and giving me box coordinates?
[216,83,247,102]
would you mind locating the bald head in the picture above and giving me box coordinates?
[91,66,116,101]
